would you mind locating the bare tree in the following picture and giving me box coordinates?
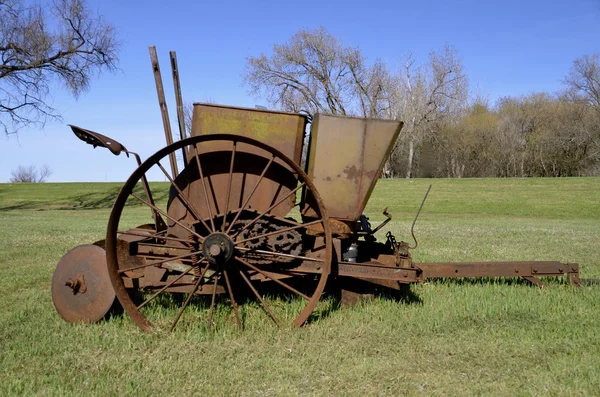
[388,45,469,178]
[244,27,391,119]
[9,163,52,182]
[562,53,600,107]
[0,0,119,135]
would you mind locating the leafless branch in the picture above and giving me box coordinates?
[0,0,120,135]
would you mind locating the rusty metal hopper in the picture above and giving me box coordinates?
[306,114,403,221]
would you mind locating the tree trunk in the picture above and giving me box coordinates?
[383,160,393,178]
[540,152,548,176]
[406,140,415,178]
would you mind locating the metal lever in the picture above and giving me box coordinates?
[408,184,432,250]
[370,207,393,235]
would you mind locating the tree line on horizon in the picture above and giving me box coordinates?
[244,27,600,178]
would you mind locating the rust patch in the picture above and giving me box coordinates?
[343,165,361,184]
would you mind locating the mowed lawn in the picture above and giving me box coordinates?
[0,178,598,396]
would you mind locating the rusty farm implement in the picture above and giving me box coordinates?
[51,48,581,331]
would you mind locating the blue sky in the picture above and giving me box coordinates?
[1,0,599,182]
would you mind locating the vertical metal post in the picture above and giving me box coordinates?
[169,51,188,167]
[149,46,179,178]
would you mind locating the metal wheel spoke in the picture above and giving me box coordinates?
[117,230,195,244]
[238,268,280,326]
[235,257,310,300]
[135,172,166,232]
[156,161,212,233]
[131,193,204,242]
[192,144,216,232]
[234,219,323,246]
[137,266,195,310]
[118,250,202,274]
[169,274,204,332]
[236,247,324,263]
[221,141,237,232]
[136,242,196,251]
[222,268,242,329]
[207,270,219,331]
[225,155,276,235]
[230,182,305,240]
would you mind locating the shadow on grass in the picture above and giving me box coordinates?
[93,274,582,331]
[329,277,422,304]
[0,200,41,211]
[99,274,424,330]
[66,272,580,331]
[68,187,123,210]
[0,185,169,211]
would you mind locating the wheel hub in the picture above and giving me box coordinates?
[202,232,235,264]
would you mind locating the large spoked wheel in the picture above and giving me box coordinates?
[105,134,332,332]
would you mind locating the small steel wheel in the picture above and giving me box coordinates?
[105,134,332,332]
[52,244,116,324]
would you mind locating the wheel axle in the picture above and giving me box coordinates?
[202,232,234,264]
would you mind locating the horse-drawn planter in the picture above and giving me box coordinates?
[51,48,580,332]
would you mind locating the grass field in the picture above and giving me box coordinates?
[1,178,599,396]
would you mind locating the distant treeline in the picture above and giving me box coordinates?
[390,93,600,178]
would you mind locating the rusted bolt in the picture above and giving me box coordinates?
[402,271,408,278]
[533,268,538,273]
[65,275,87,294]
[65,279,81,290]
[515,269,519,273]
[558,268,563,273]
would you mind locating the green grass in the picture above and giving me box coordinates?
[1,178,599,396]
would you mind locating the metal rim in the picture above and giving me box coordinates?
[105,134,332,332]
